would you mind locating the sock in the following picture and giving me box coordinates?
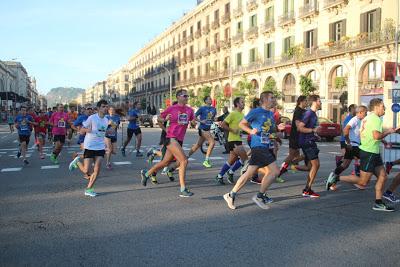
[229,191,237,199]
[257,192,264,199]
[219,162,231,177]
[145,171,151,177]
[230,159,243,173]
[180,186,186,192]
[375,199,383,204]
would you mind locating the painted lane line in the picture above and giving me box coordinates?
[1,167,22,172]
[113,161,132,165]
[41,165,60,169]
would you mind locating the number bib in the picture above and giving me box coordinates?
[58,120,66,128]
[178,113,188,125]
[20,122,28,131]
[260,132,270,144]
[205,119,213,126]
[96,127,106,138]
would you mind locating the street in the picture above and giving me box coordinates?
[1,125,400,266]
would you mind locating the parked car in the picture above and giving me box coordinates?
[139,113,154,128]
[281,116,341,141]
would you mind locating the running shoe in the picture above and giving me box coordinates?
[166,171,174,182]
[302,189,320,198]
[276,177,285,183]
[353,183,366,190]
[329,184,338,191]
[215,175,225,185]
[84,189,97,197]
[227,172,234,184]
[203,159,212,168]
[121,147,126,157]
[140,169,149,186]
[17,150,21,158]
[223,193,236,210]
[69,156,80,171]
[326,172,338,191]
[161,167,168,175]
[252,194,273,209]
[136,151,143,157]
[179,188,194,197]
[385,162,393,175]
[372,202,395,212]
[23,159,29,165]
[146,148,155,164]
[40,154,45,159]
[150,175,158,185]
[383,191,400,203]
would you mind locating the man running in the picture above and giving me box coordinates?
[326,98,398,211]
[49,104,70,164]
[188,96,217,168]
[326,105,367,190]
[105,106,121,170]
[141,89,195,197]
[14,106,35,165]
[34,110,49,159]
[215,97,247,185]
[67,106,78,146]
[336,104,357,167]
[297,95,322,198]
[7,111,14,133]
[121,101,143,157]
[223,91,284,210]
[70,100,109,197]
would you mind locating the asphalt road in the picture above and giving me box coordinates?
[1,125,399,266]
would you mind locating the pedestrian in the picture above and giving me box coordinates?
[34,110,49,159]
[187,95,217,168]
[326,98,399,211]
[49,104,70,164]
[140,89,195,197]
[70,100,109,197]
[217,106,230,154]
[121,101,143,157]
[215,97,247,185]
[223,91,285,210]
[297,94,322,198]
[105,106,121,170]
[14,106,35,165]
[7,111,15,133]
[67,106,78,146]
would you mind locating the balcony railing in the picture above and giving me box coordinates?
[221,13,231,24]
[200,47,210,57]
[221,39,231,49]
[194,51,202,60]
[187,34,194,42]
[210,43,220,53]
[211,20,220,30]
[278,11,295,26]
[174,42,181,49]
[187,55,194,63]
[260,20,275,34]
[195,29,202,39]
[299,0,319,18]
[246,26,258,40]
[246,0,258,12]
[324,0,348,9]
[202,24,210,34]
[232,32,244,44]
[180,37,187,46]
[233,6,243,18]
[261,0,272,4]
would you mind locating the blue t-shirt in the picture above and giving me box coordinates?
[15,114,34,136]
[127,109,139,129]
[73,114,89,127]
[298,109,318,146]
[195,105,217,130]
[245,107,276,149]
[105,114,121,138]
[340,114,353,142]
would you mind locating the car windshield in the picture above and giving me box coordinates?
[318,117,333,123]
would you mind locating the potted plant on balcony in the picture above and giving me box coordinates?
[384,18,396,40]
[324,40,335,47]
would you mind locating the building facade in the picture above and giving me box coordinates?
[125,0,398,126]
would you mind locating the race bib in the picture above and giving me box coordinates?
[178,113,188,125]
[58,120,66,128]
[20,122,28,131]
[260,132,270,144]
[96,127,106,138]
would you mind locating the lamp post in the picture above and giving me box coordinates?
[160,66,172,105]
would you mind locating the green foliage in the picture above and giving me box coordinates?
[189,86,212,107]
[262,78,282,99]
[214,87,229,110]
[334,77,347,90]
[286,45,304,59]
[299,75,316,97]
[233,76,257,106]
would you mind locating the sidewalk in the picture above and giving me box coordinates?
[0,123,11,133]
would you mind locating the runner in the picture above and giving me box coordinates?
[336,104,357,167]
[140,89,195,197]
[121,101,143,157]
[382,171,400,203]
[14,106,35,165]
[326,105,367,190]
[46,107,54,141]
[187,96,217,168]
[223,91,284,210]
[34,110,49,159]
[49,104,70,164]
[69,100,109,197]
[215,97,247,185]
[326,98,398,211]
[7,110,14,133]
[297,95,322,198]
[67,106,78,146]
[105,106,121,170]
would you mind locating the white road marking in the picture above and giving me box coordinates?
[113,161,132,165]
[41,165,60,169]
[0,152,7,154]
[209,156,224,160]
[1,167,22,172]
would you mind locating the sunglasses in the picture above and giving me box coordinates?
[179,94,189,98]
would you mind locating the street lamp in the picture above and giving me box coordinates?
[160,66,172,105]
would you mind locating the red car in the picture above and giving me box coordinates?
[281,116,341,142]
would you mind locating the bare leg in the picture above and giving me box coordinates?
[387,172,400,192]
[20,141,27,160]
[87,157,103,189]
[306,158,320,189]
[188,136,205,157]
[136,134,142,151]
[166,140,188,189]
[374,166,387,200]
[232,165,259,193]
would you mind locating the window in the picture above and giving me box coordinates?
[225,3,230,13]
[236,52,242,66]
[264,42,274,59]
[237,21,243,33]
[265,6,274,22]
[224,56,230,69]
[197,21,201,30]
[283,0,294,13]
[368,61,382,80]
[183,70,187,80]
[214,60,219,71]
[283,36,294,53]
[329,20,346,42]
[197,66,201,76]
[214,33,219,44]
[304,29,317,49]
[205,63,210,74]
[190,26,194,35]
[250,14,257,27]
[214,9,219,20]
[249,48,257,63]
[224,28,230,40]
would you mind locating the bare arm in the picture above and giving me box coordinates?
[343,125,351,145]
[239,119,257,135]
[297,121,316,134]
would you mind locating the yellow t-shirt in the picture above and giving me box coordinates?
[224,111,244,142]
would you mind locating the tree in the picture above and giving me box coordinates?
[234,76,257,106]
[299,75,316,96]
[214,87,229,110]
[263,78,282,99]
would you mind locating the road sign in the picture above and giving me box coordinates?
[392,103,400,113]
[392,89,400,103]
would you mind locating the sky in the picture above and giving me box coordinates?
[0,0,197,95]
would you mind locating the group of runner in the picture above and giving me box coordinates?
[9,89,400,211]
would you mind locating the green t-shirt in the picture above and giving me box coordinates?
[224,110,244,142]
[359,113,382,154]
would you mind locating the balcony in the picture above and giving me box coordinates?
[221,12,231,24]
[221,39,231,49]
[187,34,194,42]
[187,55,194,63]
[200,47,210,57]
[299,0,319,19]
[180,37,187,46]
[202,24,210,35]
[246,0,258,12]
[194,51,202,60]
[278,11,295,26]
[261,0,272,4]
[195,29,202,39]
[324,0,348,10]
[260,20,275,34]
[246,26,258,40]
[233,6,243,18]
[211,20,220,30]
[210,43,220,53]
[174,42,181,49]
[232,32,244,44]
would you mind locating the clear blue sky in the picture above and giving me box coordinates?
[0,0,196,94]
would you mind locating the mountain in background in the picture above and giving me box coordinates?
[46,87,85,107]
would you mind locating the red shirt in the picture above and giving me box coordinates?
[35,115,48,134]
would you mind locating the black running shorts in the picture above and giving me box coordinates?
[359,150,383,174]
[248,147,276,168]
